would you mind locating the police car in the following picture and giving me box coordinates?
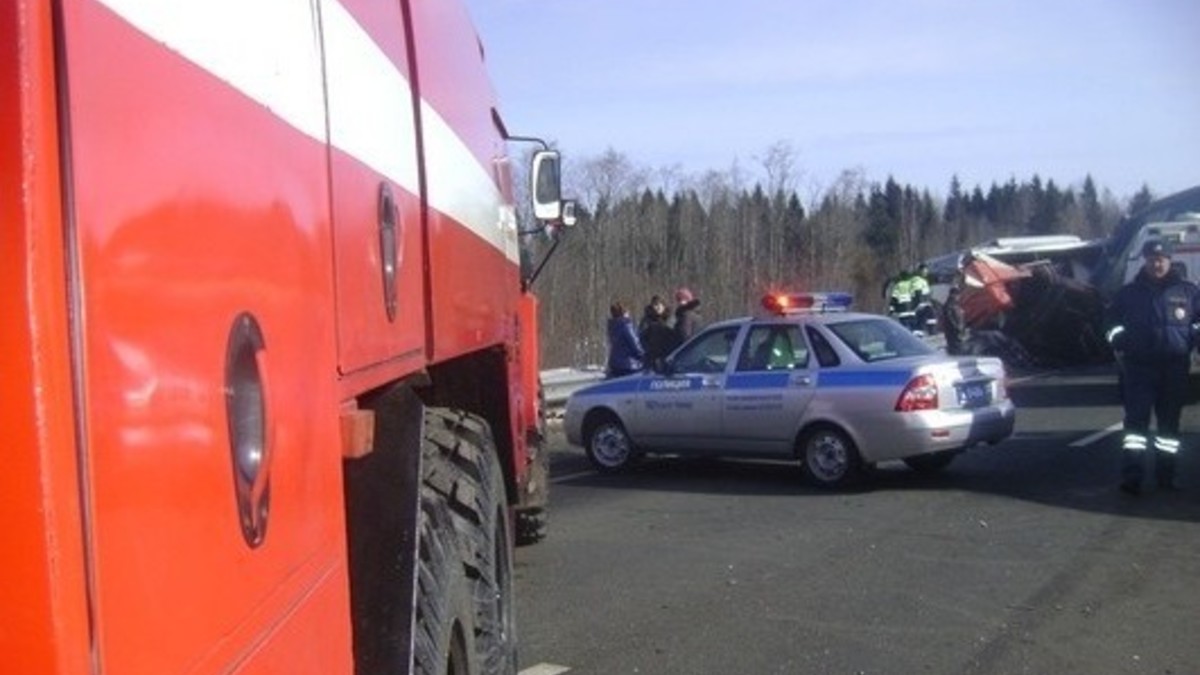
[563,292,1016,487]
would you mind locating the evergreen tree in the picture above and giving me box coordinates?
[863,180,899,265]
[1128,184,1155,214]
[944,175,965,224]
[1031,178,1063,234]
[1081,175,1104,236]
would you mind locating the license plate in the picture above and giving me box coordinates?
[958,381,991,408]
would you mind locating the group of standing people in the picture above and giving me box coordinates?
[605,288,703,378]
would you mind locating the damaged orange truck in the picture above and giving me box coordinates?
[2,1,567,673]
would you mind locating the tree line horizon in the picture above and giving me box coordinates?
[530,144,1168,369]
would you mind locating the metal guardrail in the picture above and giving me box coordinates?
[541,366,605,409]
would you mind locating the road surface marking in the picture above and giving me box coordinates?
[1070,422,1122,447]
[520,664,571,675]
[552,470,595,484]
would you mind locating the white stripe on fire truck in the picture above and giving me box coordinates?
[94,0,516,263]
[321,0,420,191]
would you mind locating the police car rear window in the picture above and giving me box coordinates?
[806,326,840,367]
[827,318,935,362]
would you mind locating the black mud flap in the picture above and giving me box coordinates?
[343,385,424,674]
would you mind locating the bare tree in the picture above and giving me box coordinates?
[567,148,649,212]
[755,140,801,196]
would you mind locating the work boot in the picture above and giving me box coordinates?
[1119,477,1142,496]
[1120,464,1143,496]
[1156,454,1180,491]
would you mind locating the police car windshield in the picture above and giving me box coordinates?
[826,318,935,363]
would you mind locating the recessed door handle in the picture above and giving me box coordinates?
[225,313,272,548]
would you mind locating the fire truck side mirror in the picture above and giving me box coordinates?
[560,200,578,228]
[531,150,563,222]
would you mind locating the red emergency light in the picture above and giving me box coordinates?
[762,292,853,316]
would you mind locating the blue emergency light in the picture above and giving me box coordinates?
[762,291,854,315]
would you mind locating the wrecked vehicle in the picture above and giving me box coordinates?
[958,250,1109,366]
[925,186,1200,367]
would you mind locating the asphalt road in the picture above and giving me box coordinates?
[514,365,1200,675]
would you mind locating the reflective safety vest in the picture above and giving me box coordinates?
[890,277,914,304]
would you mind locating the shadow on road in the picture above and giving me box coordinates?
[551,436,1200,525]
[548,363,1200,524]
[1007,381,1121,408]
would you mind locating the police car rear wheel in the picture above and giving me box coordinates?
[585,416,634,472]
[802,426,861,488]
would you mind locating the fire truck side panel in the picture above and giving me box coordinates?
[410,0,521,365]
[405,1,531,484]
[61,1,352,671]
[326,0,428,380]
[0,2,93,672]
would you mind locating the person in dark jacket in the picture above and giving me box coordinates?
[1105,238,1200,494]
[606,301,645,378]
[672,287,703,344]
[941,285,969,355]
[638,295,677,371]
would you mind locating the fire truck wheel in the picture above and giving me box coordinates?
[515,508,547,546]
[421,408,518,675]
[413,480,477,675]
[515,426,550,546]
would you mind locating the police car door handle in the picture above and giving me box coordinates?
[792,375,813,386]
[702,376,722,388]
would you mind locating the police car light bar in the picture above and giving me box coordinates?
[762,292,854,315]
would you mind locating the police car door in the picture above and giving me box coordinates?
[721,324,816,455]
[636,325,741,451]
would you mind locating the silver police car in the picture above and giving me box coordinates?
[564,292,1016,487]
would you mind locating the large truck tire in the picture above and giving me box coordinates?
[516,386,549,546]
[515,507,547,546]
[515,437,549,546]
[416,408,518,675]
[413,481,477,675]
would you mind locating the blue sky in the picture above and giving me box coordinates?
[464,0,1198,201]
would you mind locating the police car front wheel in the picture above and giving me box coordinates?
[584,415,635,472]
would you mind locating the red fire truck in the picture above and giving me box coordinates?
[2,1,567,673]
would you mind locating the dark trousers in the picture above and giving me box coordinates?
[1121,359,1189,486]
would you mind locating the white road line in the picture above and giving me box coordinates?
[519,664,572,675]
[551,470,595,484]
[1008,373,1044,385]
[1070,422,1122,448]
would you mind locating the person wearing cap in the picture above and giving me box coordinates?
[672,287,703,344]
[1104,238,1200,494]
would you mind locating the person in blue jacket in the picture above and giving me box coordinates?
[605,301,645,378]
[1105,238,1200,494]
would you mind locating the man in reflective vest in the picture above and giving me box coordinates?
[889,270,915,314]
[1105,238,1200,494]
